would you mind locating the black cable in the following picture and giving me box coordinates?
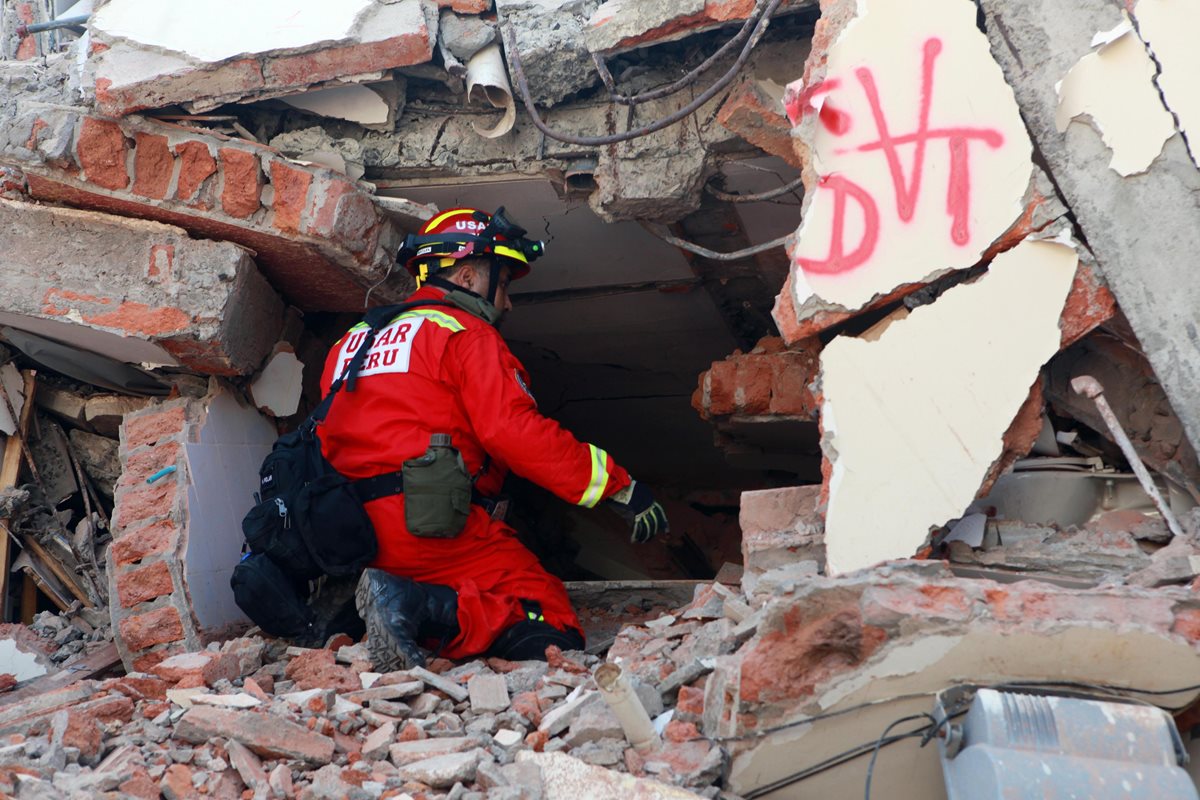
[741,716,934,799]
[500,0,783,147]
[590,2,768,107]
[705,173,806,203]
[864,714,937,800]
[726,678,1200,798]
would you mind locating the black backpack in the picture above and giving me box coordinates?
[235,299,457,580]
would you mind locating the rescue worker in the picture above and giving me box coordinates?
[316,207,668,670]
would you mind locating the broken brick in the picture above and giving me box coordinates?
[76,118,129,191]
[116,560,175,608]
[131,133,173,199]
[118,606,185,651]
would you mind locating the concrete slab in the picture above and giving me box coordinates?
[978,0,1200,458]
[89,0,435,115]
[0,197,281,375]
[819,237,1077,574]
[710,563,1200,799]
[775,0,1034,333]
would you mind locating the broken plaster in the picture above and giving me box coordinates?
[784,0,1032,317]
[1133,0,1200,168]
[1055,17,1176,176]
[90,0,375,64]
[819,236,1078,575]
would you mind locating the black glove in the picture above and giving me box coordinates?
[607,480,669,544]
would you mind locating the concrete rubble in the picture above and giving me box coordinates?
[0,0,1196,797]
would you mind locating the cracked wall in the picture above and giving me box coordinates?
[777,0,1033,327]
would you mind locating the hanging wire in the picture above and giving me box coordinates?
[590,0,770,106]
[499,0,784,147]
[705,172,806,202]
[638,221,790,261]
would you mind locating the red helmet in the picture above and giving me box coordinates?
[400,207,544,286]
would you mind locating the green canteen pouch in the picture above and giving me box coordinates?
[402,434,472,538]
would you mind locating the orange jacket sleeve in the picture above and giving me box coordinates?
[444,326,631,507]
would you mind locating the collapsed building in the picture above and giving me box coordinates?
[0,0,1196,797]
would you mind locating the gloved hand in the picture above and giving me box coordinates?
[606,480,669,543]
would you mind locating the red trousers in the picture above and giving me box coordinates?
[367,500,581,659]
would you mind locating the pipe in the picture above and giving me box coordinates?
[16,15,89,36]
[593,662,661,751]
[1071,374,1185,538]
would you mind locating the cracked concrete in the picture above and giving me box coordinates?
[88,0,436,115]
[979,0,1200,474]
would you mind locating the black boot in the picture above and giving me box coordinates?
[486,619,585,661]
[355,569,460,671]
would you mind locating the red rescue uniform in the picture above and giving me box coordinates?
[318,285,631,658]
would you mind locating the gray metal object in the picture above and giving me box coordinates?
[937,688,1197,799]
[1072,375,1186,539]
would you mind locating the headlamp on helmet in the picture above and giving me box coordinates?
[397,206,546,287]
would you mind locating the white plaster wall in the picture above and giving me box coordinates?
[788,0,1032,313]
[183,390,276,631]
[0,640,48,682]
[820,237,1078,574]
[91,0,373,63]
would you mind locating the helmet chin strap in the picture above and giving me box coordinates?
[487,258,502,305]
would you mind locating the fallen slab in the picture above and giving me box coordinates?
[174,705,335,764]
[775,0,1035,337]
[6,107,407,311]
[0,197,281,375]
[819,236,1077,574]
[977,0,1200,460]
[704,563,1200,798]
[88,0,435,116]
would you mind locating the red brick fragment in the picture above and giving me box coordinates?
[112,520,176,565]
[219,148,261,219]
[284,648,359,692]
[131,133,173,200]
[119,606,185,651]
[76,118,129,191]
[122,407,186,450]
[269,161,312,234]
[174,141,216,203]
[114,481,178,528]
[116,561,174,608]
[664,719,701,743]
[545,645,587,674]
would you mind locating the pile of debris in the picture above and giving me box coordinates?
[0,577,755,800]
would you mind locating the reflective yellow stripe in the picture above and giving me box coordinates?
[578,444,610,508]
[426,208,470,229]
[493,244,529,264]
[396,308,465,332]
[348,322,369,332]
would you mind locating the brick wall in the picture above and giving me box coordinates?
[692,336,822,421]
[109,401,202,671]
[109,390,277,671]
[10,112,406,311]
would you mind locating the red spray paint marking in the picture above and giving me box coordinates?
[795,174,880,275]
[853,37,1004,245]
[785,78,852,135]
[796,37,1006,276]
